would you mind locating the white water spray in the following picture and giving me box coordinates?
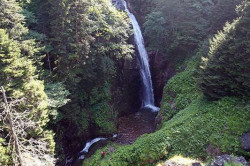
[78,137,107,160]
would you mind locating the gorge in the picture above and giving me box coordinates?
[0,0,250,166]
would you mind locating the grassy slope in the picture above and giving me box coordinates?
[83,55,250,166]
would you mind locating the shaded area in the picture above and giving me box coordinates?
[116,110,157,144]
[71,110,157,166]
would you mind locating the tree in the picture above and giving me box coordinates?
[1,86,55,166]
[43,0,133,163]
[0,0,46,71]
[0,28,55,165]
[209,0,242,33]
[198,0,250,99]
[143,0,241,65]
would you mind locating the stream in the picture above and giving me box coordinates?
[66,110,157,166]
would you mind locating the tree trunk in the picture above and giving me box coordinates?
[1,86,24,166]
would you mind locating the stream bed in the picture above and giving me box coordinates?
[115,110,157,144]
[68,110,157,166]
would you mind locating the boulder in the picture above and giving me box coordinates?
[208,154,248,166]
[162,156,202,166]
[112,0,125,10]
[241,131,250,152]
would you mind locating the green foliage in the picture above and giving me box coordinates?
[198,1,250,99]
[85,96,250,165]
[92,104,117,134]
[0,0,27,39]
[85,30,250,164]
[0,29,47,125]
[0,0,56,163]
[142,0,241,66]
[158,42,210,121]
[224,162,244,166]
[45,82,70,121]
[45,0,134,154]
[160,57,201,120]
[0,0,45,69]
[209,0,241,34]
[0,138,10,165]
[84,132,170,166]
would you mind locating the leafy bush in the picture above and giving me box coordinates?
[159,57,201,121]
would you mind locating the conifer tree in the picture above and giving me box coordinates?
[198,0,250,99]
[0,28,55,165]
[0,0,45,70]
[0,0,55,164]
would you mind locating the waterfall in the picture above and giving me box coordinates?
[113,0,159,112]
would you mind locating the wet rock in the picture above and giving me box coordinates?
[149,51,175,107]
[241,131,250,152]
[208,155,248,166]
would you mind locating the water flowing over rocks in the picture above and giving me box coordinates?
[113,0,159,112]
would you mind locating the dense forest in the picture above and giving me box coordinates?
[0,0,249,166]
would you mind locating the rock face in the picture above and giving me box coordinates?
[208,155,249,166]
[241,131,250,152]
[149,51,175,106]
[112,0,125,10]
[112,54,141,116]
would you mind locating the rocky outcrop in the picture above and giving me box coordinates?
[208,155,249,166]
[163,161,202,166]
[149,51,175,107]
[112,54,141,116]
[112,0,125,10]
[162,157,202,166]
[241,131,250,152]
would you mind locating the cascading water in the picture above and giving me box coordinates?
[113,0,159,112]
[65,134,117,166]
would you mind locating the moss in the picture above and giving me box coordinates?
[159,55,201,121]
